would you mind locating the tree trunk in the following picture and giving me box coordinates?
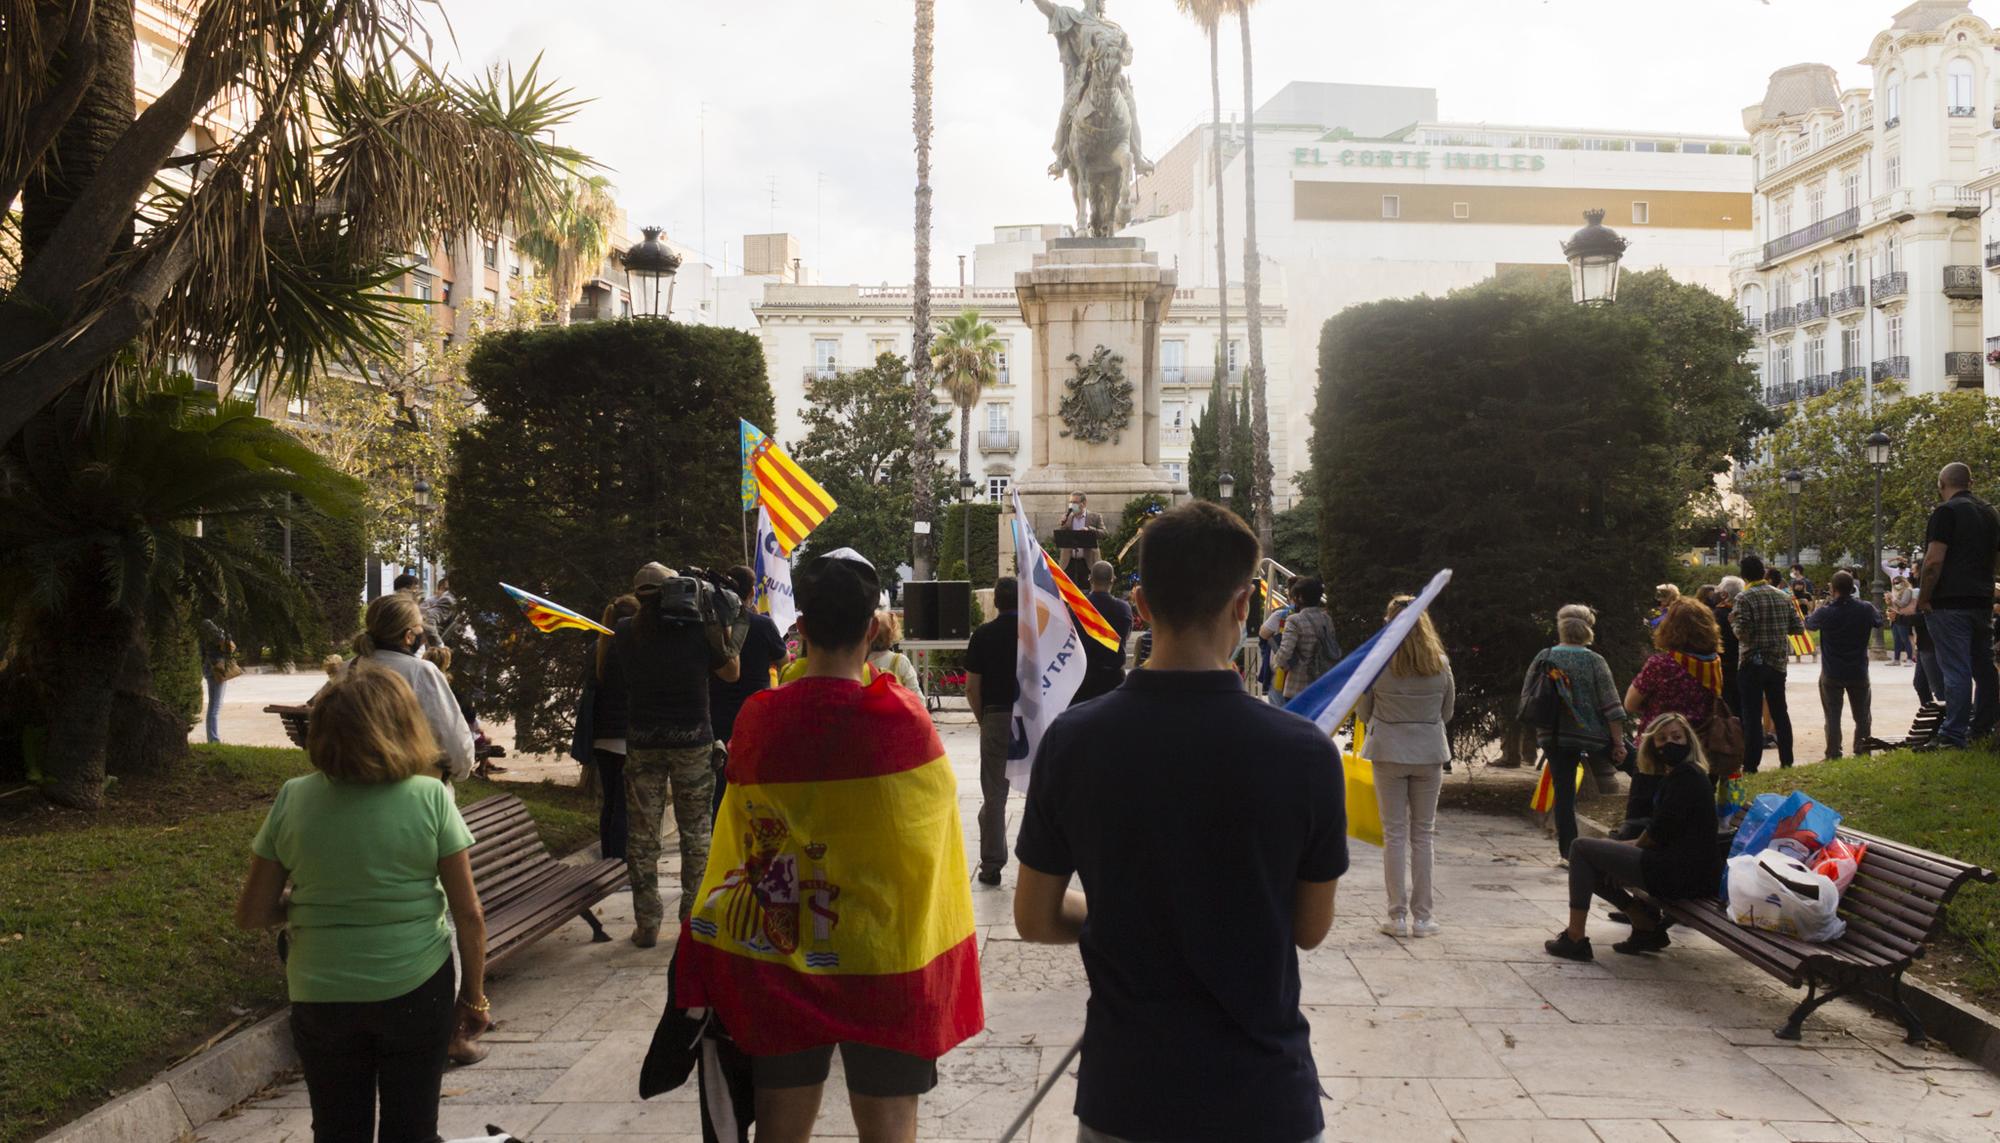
[40,605,138,810]
[909,0,938,581]
[959,401,972,495]
[1238,4,1273,554]
[20,0,133,264]
[1206,26,1232,479]
[107,616,191,776]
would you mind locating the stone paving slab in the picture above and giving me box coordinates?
[196,711,2000,1143]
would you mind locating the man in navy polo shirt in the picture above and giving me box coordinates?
[1013,501,1346,1143]
[1918,462,2000,748]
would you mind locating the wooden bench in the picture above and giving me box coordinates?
[1640,827,1995,1043]
[265,702,507,763]
[462,794,625,965]
[1859,700,1944,754]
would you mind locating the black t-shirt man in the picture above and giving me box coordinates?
[964,610,1019,713]
[709,613,787,743]
[616,613,725,748]
[1925,490,2000,610]
[1074,589,1134,704]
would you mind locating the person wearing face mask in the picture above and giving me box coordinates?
[352,593,475,783]
[1544,713,1721,962]
[1058,491,1105,587]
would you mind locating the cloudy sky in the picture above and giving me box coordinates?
[447,0,1931,285]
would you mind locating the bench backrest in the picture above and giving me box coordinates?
[461,795,561,912]
[1837,826,1996,960]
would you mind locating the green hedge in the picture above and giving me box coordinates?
[938,502,1003,587]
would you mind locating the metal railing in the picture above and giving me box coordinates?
[1944,265,1983,299]
[1884,115,1901,130]
[804,366,841,382]
[1872,272,1908,304]
[1988,241,2000,269]
[1946,352,1984,382]
[1796,296,1831,323]
[1801,374,1833,398]
[1951,105,1977,118]
[1742,314,1763,333]
[1832,365,1867,386]
[1829,285,1866,313]
[977,429,1019,453]
[1762,206,1860,264]
[1872,356,1911,382]
[1766,305,1797,332]
[1763,383,1798,406]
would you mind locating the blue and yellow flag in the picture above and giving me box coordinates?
[740,420,765,510]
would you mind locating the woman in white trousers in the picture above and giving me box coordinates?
[1355,596,1456,938]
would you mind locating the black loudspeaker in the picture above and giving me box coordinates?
[934,581,972,640]
[903,581,940,640]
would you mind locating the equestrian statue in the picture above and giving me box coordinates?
[1029,0,1154,238]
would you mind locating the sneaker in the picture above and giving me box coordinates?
[1556,857,1570,870]
[1544,931,1594,962]
[1379,918,1408,938]
[1410,919,1442,938]
[976,869,1002,887]
[1613,928,1671,955]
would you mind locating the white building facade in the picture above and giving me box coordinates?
[1129,81,1754,487]
[753,228,1287,505]
[1734,1,2000,410]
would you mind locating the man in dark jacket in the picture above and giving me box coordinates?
[1805,571,1883,760]
[1074,560,1134,704]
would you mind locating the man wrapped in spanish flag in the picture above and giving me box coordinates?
[674,548,983,1139]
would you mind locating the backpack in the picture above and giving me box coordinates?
[1695,693,1745,776]
[1518,652,1572,731]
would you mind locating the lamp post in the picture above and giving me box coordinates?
[1782,468,1804,571]
[1561,209,1629,306]
[413,476,433,592]
[1218,471,1236,507]
[621,226,682,319]
[1866,430,1893,597]
[959,475,978,580]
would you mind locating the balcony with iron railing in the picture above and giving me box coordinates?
[1761,206,1860,264]
[1766,305,1797,332]
[1944,265,1983,300]
[1741,313,1763,333]
[978,429,1020,453]
[1988,241,2000,269]
[1947,352,1984,386]
[804,366,842,383]
[1872,356,1911,382]
[1829,285,1867,314]
[1831,365,1867,386]
[1796,296,1831,324]
[1763,383,1799,407]
[1872,272,1908,304]
[1801,374,1833,399]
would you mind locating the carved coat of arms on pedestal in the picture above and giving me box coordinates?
[1058,345,1134,445]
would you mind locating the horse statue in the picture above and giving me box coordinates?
[1031,0,1151,238]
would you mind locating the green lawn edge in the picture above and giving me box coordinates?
[0,744,596,1143]
[1740,746,2000,1007]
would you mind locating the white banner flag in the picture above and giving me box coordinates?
[1008,489,1087,788]
[753,506,798,633]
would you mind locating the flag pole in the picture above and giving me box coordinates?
[741,505,751,566]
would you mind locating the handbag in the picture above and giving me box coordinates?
[1693,692,1744,775]
[213,656,244,683]
[1342,722,1384,847]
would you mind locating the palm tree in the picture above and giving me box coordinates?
[932,308,1003,488]
[0,380,362,808]
[1175,0,1233,479]
[515,173,620,324]
[910,0,939,579]
[0,2,589,441]
[1235,0,1273,551]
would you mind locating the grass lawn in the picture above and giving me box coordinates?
[1742,745,2000,1008]
[0,744,597,1143]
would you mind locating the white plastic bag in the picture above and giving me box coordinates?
[1725,851,1846,942]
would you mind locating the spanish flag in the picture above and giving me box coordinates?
[742,419,838,555]
[675,675,983,1057]
[1040,549,1122,653]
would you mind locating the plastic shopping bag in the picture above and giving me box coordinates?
[1725,851,1847,942]
[1729,791,1843,863]
[1813,838,1869,894]
[1342,723,1383,847]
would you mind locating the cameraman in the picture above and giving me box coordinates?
[614,561,743,948]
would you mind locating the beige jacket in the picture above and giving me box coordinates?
[1354,666,1456,767]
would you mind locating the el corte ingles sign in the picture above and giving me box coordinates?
[1293,147,1548,173]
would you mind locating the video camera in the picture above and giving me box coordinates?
[654,566,749,658]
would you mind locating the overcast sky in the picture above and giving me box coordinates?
[446,0,1941,285]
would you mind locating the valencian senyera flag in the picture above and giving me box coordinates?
[741,418,837,554]
[1287,569,1452,734]
[499,583,613,635]
[1039,549,1122,652]
[674,676,983,1058]
[1009,488,1087,787]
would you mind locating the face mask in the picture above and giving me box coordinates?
[1657,740,1692,767]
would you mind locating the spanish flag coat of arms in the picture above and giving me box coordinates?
[675,676,983,1057]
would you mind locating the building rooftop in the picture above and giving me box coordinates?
[1746,63,1844,126]
[1891,0,1973,31]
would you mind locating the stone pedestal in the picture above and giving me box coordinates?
[1013,237,1182,541]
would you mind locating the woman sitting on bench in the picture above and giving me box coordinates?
[1545,712,1724,962]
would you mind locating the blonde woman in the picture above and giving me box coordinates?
[235,666,490,1141]
[1543,712,1722,962]
[353,593,475,782]
[868,608,923,695]
[1356,595,1455,938]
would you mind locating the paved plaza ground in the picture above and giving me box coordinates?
[185,686,2000,1143]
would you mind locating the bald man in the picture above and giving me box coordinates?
[1917,462,2000,748]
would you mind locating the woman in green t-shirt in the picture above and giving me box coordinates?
[235,666,490,1143]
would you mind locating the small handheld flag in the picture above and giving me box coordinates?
[1039,550,1122,652]
[1009,489,1088,788]
[1286,569,1452,734]
[500,583,614,635]
[741,418,838,554]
